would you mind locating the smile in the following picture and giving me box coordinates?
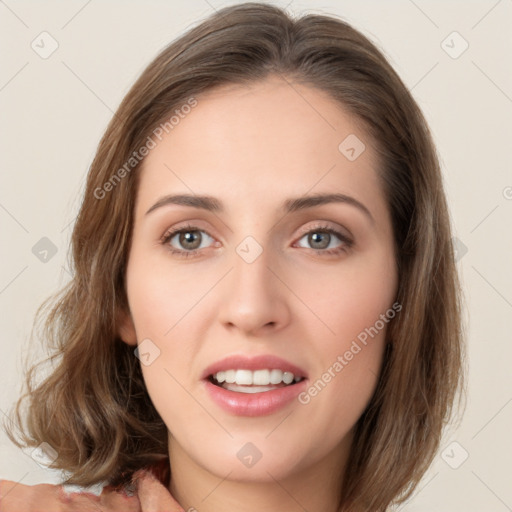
[211,369,304,392]
[202,355,308,416]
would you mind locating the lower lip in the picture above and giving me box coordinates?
[204,379,308,417]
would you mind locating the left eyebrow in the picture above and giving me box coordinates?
[283,193,374,224]
[145,192,374,224]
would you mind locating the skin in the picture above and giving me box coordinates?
[118,75,398,512]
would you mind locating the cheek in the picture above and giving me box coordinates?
[125,250,210,339]
[125,252,209,420]
[294,248,396,420]
[295,250,397,344]
[296,310,390,450]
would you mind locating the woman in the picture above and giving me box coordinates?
[1,2,466,511]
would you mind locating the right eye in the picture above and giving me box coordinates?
[161,224,217,258]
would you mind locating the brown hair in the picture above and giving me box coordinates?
[4,3,466,510]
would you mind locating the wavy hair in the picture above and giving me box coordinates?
[4,3,466,510]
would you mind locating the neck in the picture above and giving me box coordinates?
[167,433,352,512]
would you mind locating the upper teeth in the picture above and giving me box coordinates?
[213,369,301,386]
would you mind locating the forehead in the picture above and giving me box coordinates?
[135,76,385,219]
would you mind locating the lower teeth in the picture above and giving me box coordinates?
[221,383,287,393]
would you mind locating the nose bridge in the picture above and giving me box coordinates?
[217,233,288,333]
[228,208,275,287]
[231,233,276,302]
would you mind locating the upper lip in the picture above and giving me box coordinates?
[201,354,308,380]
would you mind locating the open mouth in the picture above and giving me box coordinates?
[208,369,305,394]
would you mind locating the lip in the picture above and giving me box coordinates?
[204,378,308,417]
[200,354,308,380]
[201,354,308,417]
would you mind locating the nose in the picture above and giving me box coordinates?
[217,241,291,336]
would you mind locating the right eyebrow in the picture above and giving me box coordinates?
[145,194,222,215]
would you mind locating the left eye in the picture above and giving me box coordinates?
[295,228,346,252]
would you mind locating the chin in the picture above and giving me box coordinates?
[188,435,315,483]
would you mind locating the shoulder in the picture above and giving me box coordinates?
[0,478,141,512]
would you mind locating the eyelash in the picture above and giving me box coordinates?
[160,223,353,259]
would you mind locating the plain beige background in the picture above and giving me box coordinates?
[0,0,511,510]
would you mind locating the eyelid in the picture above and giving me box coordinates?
[160,219,215,240]
[295,220,353,240]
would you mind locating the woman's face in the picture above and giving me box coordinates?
[119,75,398,483]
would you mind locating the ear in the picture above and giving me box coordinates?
[117,308,137,346]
